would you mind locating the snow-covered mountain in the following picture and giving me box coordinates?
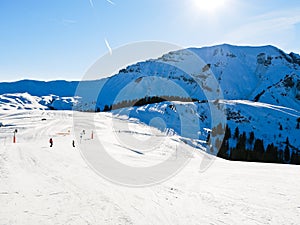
[1,44,300,110]
[1,44,300,163]
[0,79,105,110]
[93,44,300,110]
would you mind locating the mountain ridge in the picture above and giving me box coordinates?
[1,44,300,163]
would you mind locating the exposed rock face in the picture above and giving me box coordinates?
[257,53,272,66]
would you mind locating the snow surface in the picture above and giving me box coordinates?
[0,110,300,225]
[113,99,300,153]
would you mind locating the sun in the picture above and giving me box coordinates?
[193,0,226,12]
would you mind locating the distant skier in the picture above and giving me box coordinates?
[49,138,53,147]
[72,140,75,148]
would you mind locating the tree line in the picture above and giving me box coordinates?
[96,95,199,112]
[215,125,300,165]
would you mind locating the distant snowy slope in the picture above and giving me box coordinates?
[0,79,106,110]
[113,99,300,157]
[0,80,78,96]
[0,93,47,110]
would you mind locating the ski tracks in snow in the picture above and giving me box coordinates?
[0,111,134,225]
[1,110,300,225]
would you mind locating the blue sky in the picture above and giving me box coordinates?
[0,0,300,81]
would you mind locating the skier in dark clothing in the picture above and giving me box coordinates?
[49,138,53,147]
[72,140,75,148]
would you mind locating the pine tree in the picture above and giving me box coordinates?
[278,150,284,163]
[234,127,239,139]
[218,140,229,159]
[232,132,247,161]
[103,105,111,112]
[253,139,265,161]
[297,123,300,129]
[236,132,246,151]
[265,143,277,163]
[249,131,255,145]
[291,152,300,165]
[286,137,290,145]
[297,118,300,129]
[284,141,290,162]
[231,147,241,161]
[224,125,231,140]
[212,123,224,137]
[217,125,231,160]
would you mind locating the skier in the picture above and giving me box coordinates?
[72,140,75,148]
[49,138,53,147]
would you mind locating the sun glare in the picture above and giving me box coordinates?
[193,0,226,12]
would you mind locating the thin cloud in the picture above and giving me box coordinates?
[89,0,94,8]
[106,0,116,5]
[104,38,113,55]
[89,0,116,8]
[62,19,77,25]
[225,8,300,44]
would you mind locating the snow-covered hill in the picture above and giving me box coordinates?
[0,110,299,225]
[1,44,300,162]
[0,93,81,111]
[0,79,105,110]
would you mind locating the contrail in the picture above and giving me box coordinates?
[104,38,113,55]
[106,0,116,5]
[89,0,94,8]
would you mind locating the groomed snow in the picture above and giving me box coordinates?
[0,110,299,224]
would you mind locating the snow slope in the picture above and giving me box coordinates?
[112,99,300,157]
[0,110,300,225]
[0,93,81,111]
